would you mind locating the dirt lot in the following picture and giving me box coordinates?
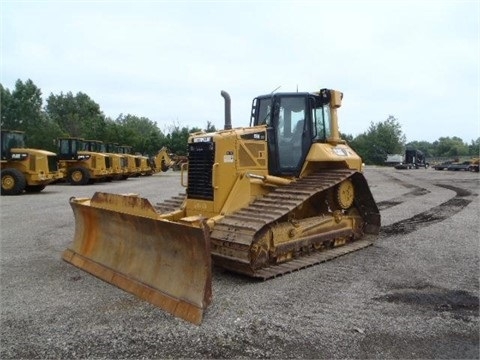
[0,167,478,359]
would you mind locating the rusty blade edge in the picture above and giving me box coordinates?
[62,249,205,325]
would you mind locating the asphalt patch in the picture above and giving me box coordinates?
[375,285,479,321]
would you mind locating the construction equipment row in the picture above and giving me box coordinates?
[1,130,175,195]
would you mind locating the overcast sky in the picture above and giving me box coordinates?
[1,0,479,143]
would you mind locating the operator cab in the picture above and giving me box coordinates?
[1,130,26,160]
[250,90,333,176]
[57,138,85,160]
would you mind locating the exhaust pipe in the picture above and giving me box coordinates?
[221,90,232,130]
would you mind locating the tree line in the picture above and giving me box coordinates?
[1,79,479,164]
[1,79,216,156]
[343,116,479,165]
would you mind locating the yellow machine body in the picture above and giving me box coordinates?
[1,130,63,195]
[63,89,380,324]
[117,145,142,177]
[105,152,127,180]
[152,147,175,173]
[63,193,211,324]
[57,137,112,185]
[136,155,153,176]
[103,143,128,180]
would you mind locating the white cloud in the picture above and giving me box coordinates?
[1,0,479,142]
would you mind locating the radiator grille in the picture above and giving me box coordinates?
[187,142,215,200]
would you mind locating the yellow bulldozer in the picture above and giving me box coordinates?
[1,129,63,195]
[63,89,380,324]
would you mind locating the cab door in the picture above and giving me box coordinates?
[268,94,313,176]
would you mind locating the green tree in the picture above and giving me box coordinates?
[45,91,106,139]
[468,138,480,156]
[114,114,165,155]
[350,115,406,165]
[104,118,124,144]
[0,79,42,130]
[0,84,13,127]
[205,121,217,133]
[165,122,201,155]
[432,137,469,157]
[340,132,354,144]
[350,133,383,164]
[1,79,62,151]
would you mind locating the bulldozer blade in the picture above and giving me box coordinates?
[62,192,212,325]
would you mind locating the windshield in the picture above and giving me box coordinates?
[3,132,25,149]
[273,96,308,170]
[277,96,305,140]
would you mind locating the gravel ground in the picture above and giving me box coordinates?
[0,167,478,359]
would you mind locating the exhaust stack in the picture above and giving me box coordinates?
[221,90,232,130]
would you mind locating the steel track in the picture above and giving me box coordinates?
[154,169,380,279]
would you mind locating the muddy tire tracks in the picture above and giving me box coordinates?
[378,179,476,235]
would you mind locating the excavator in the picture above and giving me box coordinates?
[63,89,380,324]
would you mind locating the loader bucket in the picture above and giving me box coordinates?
[62,192,212,325]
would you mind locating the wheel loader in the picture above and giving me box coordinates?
[105,142,129,180]
[63,89,380,324]
[117,145,141,177]
[1,129,64,195]
[151,147,175,173]
[136,153,153,176]
[87,140,128,181]
[84,140,118,180]
[57,137,112,185]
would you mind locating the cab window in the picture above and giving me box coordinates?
[313,105,331,142]
[256,98,272,126]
